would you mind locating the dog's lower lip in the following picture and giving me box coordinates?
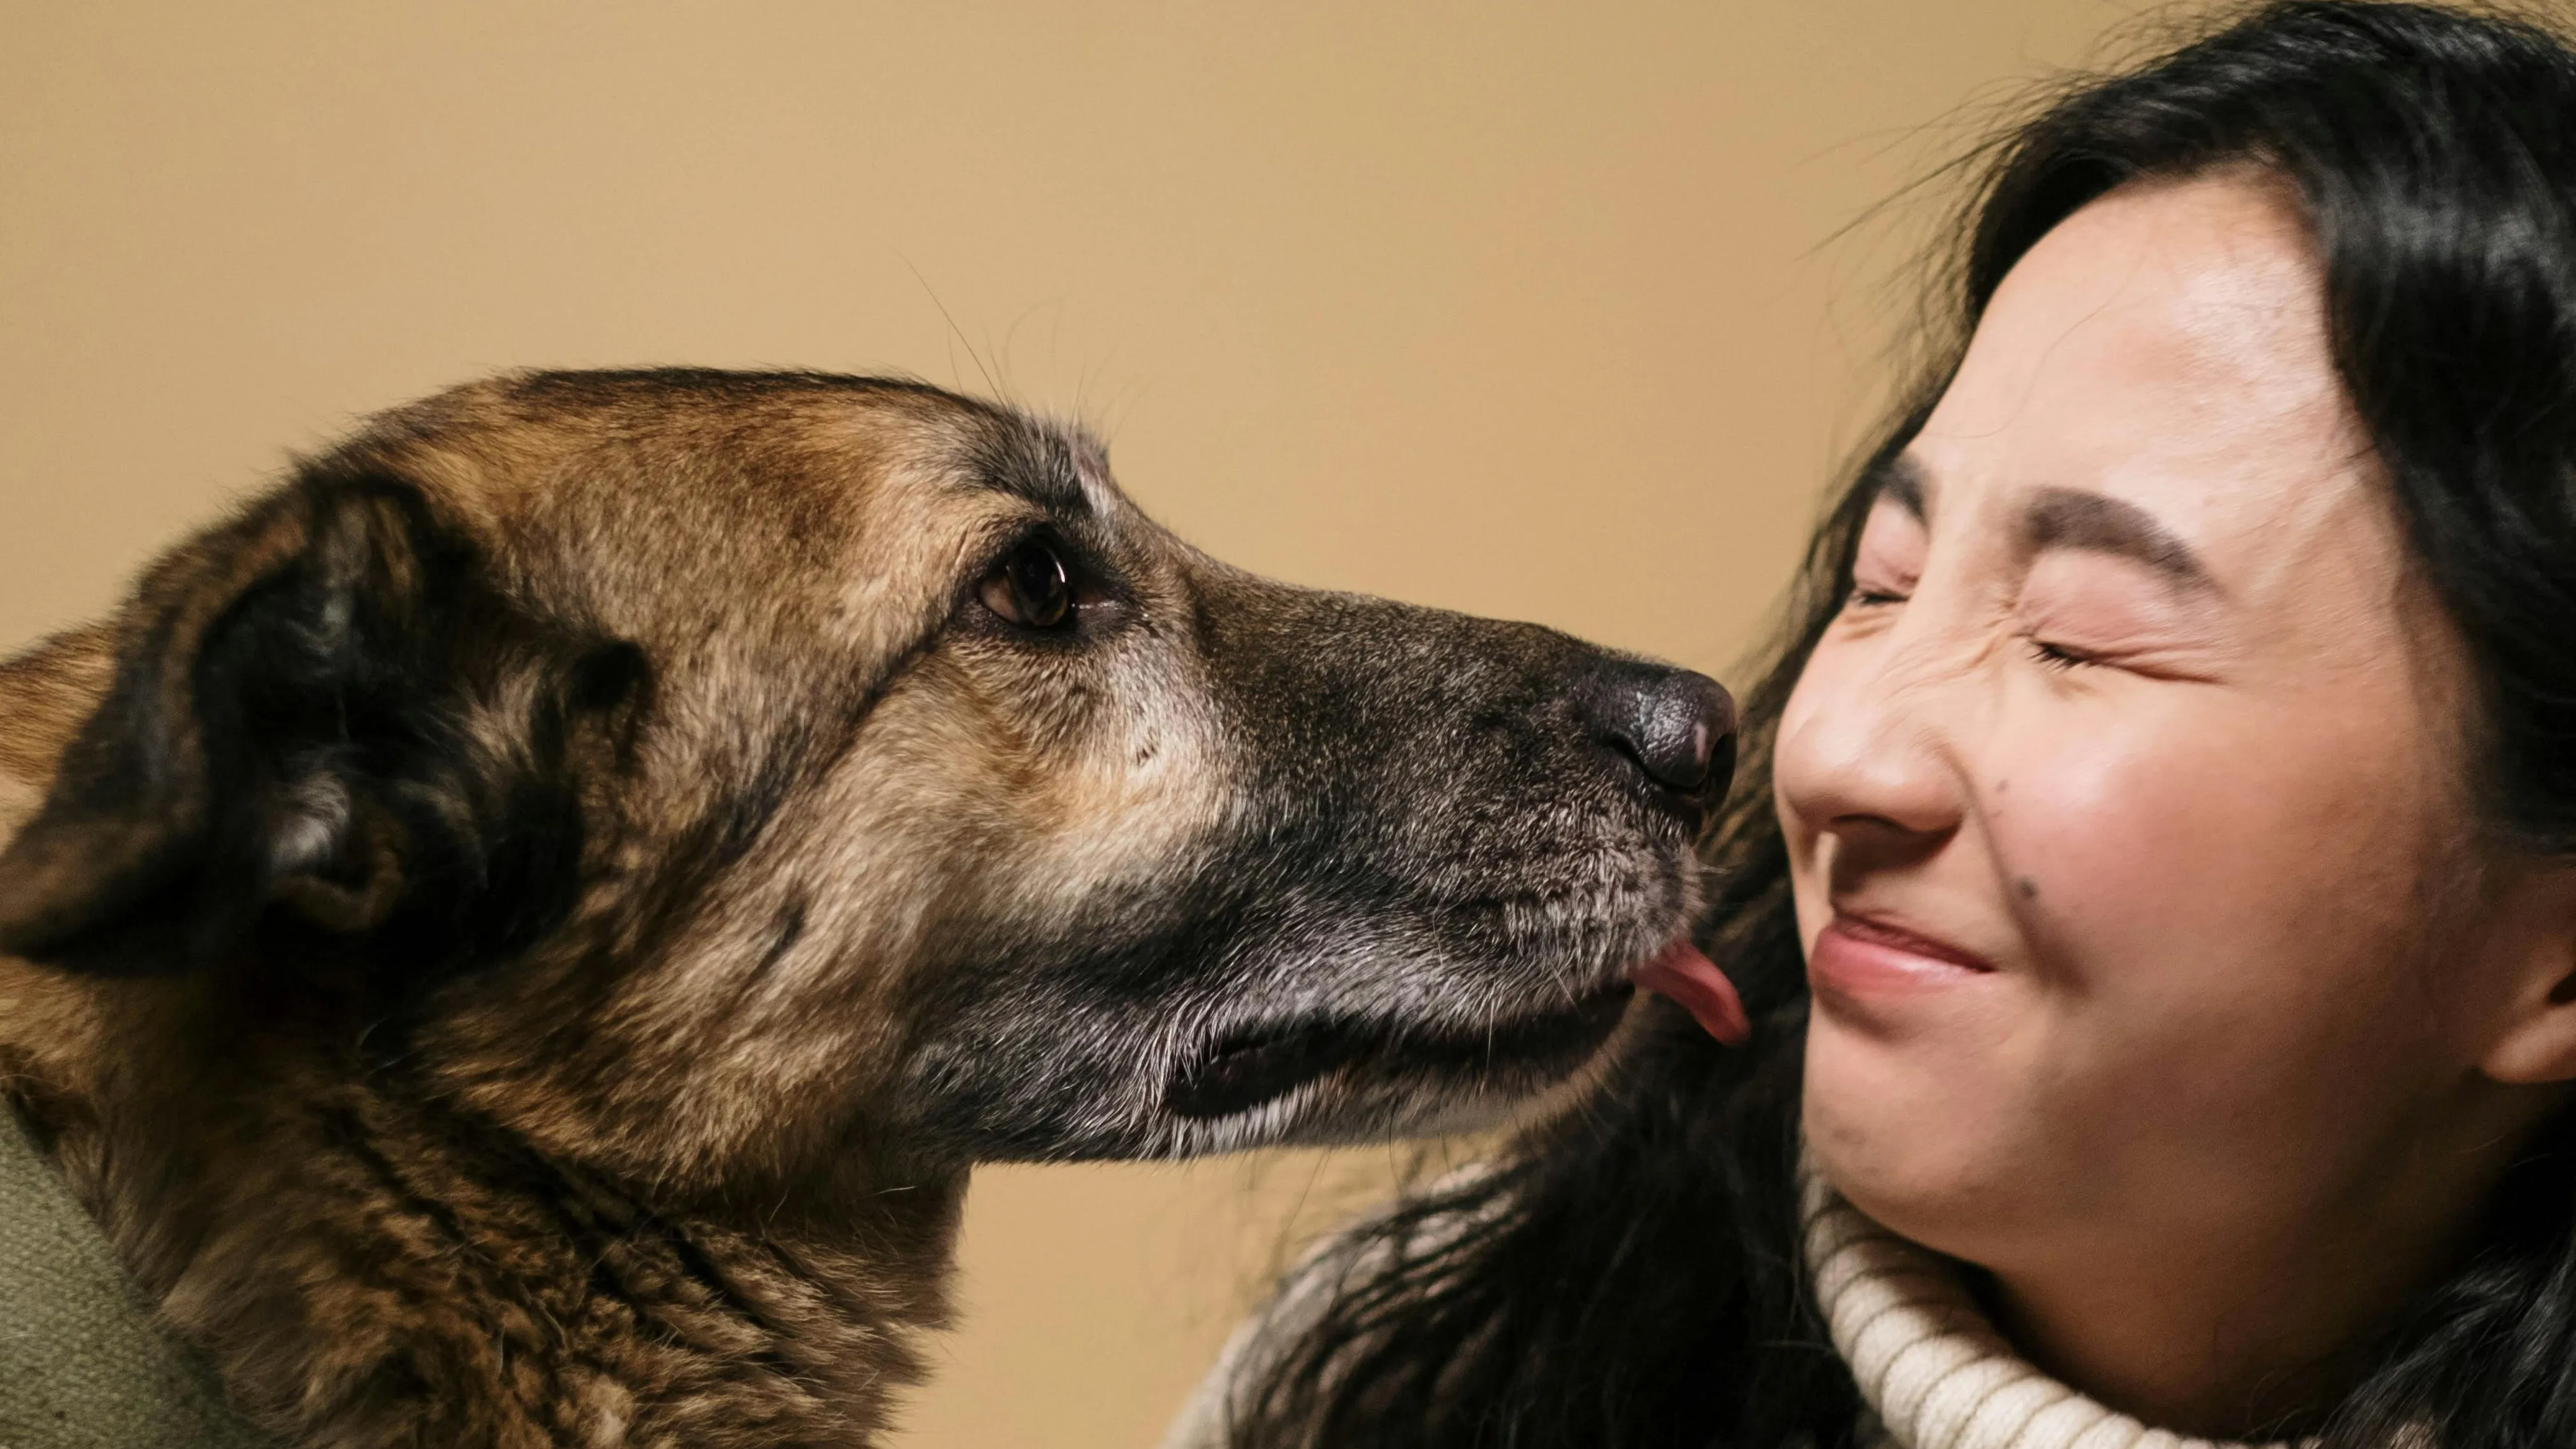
[1165,984,1634,1121]
[1164,1024,1368,1121]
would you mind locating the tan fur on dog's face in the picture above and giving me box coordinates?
[406,377,1271,1190]
[2,369,1724,1199]
[402,377,1246,1192]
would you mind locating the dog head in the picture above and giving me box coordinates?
[0,370,1731,1191]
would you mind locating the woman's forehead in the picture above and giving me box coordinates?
[1902,172,2391,601]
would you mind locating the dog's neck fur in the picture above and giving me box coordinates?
[0,640,968,1449]
[10,1034,966,1448]
[2,972,968,1449]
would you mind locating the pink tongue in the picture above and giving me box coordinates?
[1633,940,1751,1045]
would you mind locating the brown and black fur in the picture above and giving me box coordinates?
[0,370,1731,1448]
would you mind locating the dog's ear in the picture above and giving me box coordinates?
[0,465,642,976]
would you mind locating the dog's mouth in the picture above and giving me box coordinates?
[1165,982,1635,1121]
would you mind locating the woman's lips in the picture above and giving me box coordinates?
[1808,912,1998,1000]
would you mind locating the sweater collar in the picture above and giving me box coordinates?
[1799,1167,2291,1449]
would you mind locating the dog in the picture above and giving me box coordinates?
[0,369,1738,1448]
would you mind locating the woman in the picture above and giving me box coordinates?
[1168,4,2576,1446]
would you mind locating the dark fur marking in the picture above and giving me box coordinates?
[964,415,1093,514]
[749,898,807,989]
[401,1096,811,1384]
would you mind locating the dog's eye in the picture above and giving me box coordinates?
[980,539,1074,629]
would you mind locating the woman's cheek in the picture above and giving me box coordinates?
[1982,695,2227,987]
[1979,685,2445,1099]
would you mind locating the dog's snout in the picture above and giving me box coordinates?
[1586,663,1737,799]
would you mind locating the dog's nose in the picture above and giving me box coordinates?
[1585,661,1737,799]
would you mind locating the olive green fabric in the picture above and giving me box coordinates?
[0,1107,262,1449]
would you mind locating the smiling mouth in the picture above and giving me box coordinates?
[1830,912,1997,971]
[1164,983,1635,1121]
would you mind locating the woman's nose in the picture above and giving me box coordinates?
[1583,661,1738,807]
[1775,654,1964,855]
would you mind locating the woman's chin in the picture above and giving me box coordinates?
[1804,1033,2035,1260]
[1810,1137,2035,1268]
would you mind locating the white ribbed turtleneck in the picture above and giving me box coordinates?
[1801,1169,2289,1449]
[1163,1170,2303,1449]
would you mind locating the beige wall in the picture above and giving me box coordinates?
[1,4,2168,1444]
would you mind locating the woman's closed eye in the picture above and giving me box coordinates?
[2026,637,2099,671]
[2017,553,2220,681]
[1846,500,1926,612]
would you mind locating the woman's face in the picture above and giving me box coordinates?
[1779,174,2567,1292]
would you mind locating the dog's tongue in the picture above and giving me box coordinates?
[1633,940,1751,1045]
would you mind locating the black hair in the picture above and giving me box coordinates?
[1223,4,2576,1446]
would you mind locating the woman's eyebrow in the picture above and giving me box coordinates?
[1867,453,1931,519]
[2021,486,2216,592]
